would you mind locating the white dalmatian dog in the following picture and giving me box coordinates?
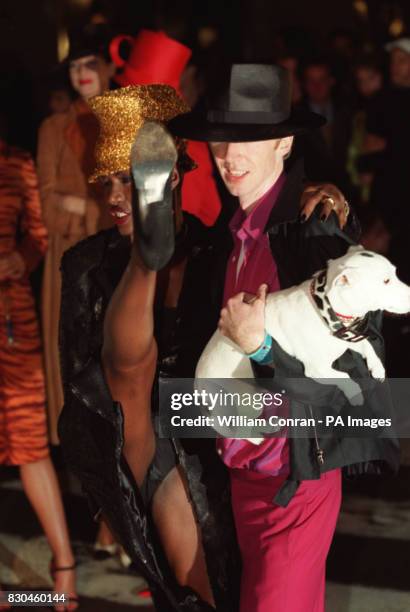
[196,246,410,405]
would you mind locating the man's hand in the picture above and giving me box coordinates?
[218,284,267,354]
[0,252,26,282]
[301,183,349,228]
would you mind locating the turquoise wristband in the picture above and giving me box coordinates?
[246,331,273,364]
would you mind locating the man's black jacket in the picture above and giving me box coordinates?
[170,158,400,505]
[58,225,240,611]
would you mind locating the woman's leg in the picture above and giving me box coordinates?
[151,466,215,607]
[103,248,214,605]
[102,251,214,604]
[94,520,116,548]
[19,457,77,611]
[102,248,158,484]
[103,248,157,369]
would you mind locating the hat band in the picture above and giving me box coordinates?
[207,108,290,125]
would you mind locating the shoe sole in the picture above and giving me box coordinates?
[130,121,177,216]
[130,121,178,270]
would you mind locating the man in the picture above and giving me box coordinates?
[169,64,399,611]
[297,58,353,195]
[364,38,410,282]
[363,38,410,376]
[277,54,302,105]
[365,38,410,153]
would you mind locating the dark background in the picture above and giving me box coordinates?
[0,0,409,150]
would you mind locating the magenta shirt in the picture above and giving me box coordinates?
[217,173,289,477]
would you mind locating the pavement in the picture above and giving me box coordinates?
[1,454,410,611]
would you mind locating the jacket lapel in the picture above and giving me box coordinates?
[75,229,131,424]
[265,157,305,231]
[91,229,131,303]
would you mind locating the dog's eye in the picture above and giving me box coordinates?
[384,279,390,284]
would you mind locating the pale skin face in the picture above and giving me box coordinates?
[209,137,294,214]
[304,65,334,106]
[212,137,350,355]
[69,54,114,100]
[390,48,410,88]
[355,66,382,98]
[99,168,180,237]
[210,136,293,352]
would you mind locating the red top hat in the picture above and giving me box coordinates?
[109,29,221,228]
[110,29,192,90]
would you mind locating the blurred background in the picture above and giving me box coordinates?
[1,1,410,610]
[1,0,410,147]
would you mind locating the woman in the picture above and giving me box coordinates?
[58,83,350,610]
[0,126,77,611]
[37,23,114,447]
[58,84,235,611]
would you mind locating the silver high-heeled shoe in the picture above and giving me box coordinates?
[130,121,178,270]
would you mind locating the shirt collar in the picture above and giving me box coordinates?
[264,157,305,230]
[229,172,286,242]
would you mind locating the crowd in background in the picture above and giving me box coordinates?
[17,17,410,286]
[30,14,410,374]
[1,5,410,607]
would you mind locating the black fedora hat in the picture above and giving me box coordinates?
[66,23,112,63]
[168,64,325,142]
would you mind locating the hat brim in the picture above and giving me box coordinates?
[114,68,180,90]
[168,108,325,142]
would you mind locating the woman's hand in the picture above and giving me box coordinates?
[0,252,26,282]
[300,183,350,228]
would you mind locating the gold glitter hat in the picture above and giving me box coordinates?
[88,84,190,182]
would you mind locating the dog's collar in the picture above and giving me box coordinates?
[310,270,369,343]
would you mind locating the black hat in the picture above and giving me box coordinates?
[67,23,112,63]
[169,64,325,142]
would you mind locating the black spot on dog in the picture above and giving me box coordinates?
[317,285,325,293]
[314,296,324,310]
[327,308,339,322]
[360,252,374,257]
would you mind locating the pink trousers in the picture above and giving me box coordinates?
[230,468,342,612]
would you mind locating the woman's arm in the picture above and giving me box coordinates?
[17,154,48,274]
[37,117,62,234]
